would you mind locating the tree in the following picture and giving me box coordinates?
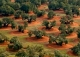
[18,25,25,33]
[0,5,14,16]
[11,21,17,29]
[36,10,45,17]
[8,37,22,51]
[2,17,12,27]
[0,0,6,6]
[23,21,28,29]
[48,1,59,10]
[41,0,48,4]
[48,10,55,19]
[60,16,73,25]
[71,42,80,55]
[54,50,70,57]
[77,28,80,38]
[14,10,22,19]
[8,2,20,10]
[0,33,8,43]
[42,20,56,29]
[0,21,2,28]
[16,49,28,57]
[49,35,68,46]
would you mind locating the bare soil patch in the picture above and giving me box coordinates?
[46,43,73,49]
[71,22,79,27]
[66,32,77,39]
[26,36,49,43]
[67,50,78,57]
[39,26,60,34]
[0,26,11,30]
[0,41,9,45]
[10,30,28,36]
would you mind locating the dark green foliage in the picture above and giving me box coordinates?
[11,21,16,29]
[0,5,14,16]
[2,17,12,27]
[49,35,68,46]
[0,21,3,28]
[16,45,46,57]
[48,10,55,19]
[22,13,37,23]
[18,25,25,33]
[8,2,20,10]
[54,50,70,57]
[71,42,80,55]
[42,20,56,29]
[8,37,22,51]
[23,21,28,29]
[77,29,80,38]
[14,10,22,19]
[0,33,8,43]
[60,16,73,25]
[33,30,46,39]
[37,10,45,17]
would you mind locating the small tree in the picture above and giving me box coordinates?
[18,25,25,33]
[0,21,2,28]
[37,10,45,17]
[0,5,14,16]
[49,35,68,46]
[42,20,56,29]
[0,33,8,43]
[33,30,46,39]
[8,37,22,51]
[2,17,12,27]
[23,21,28,29]
[48,10,55,19]
[14,10,22,19]
[71,42,80,55]
[11,21,17,29]
[77,28,80,38]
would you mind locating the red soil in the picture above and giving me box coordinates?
[66,32,77,39]
[26,36,49,43]
[0,41,9,45]
[38,4,48,10]
[28,11,35,15]
[39,26,60,34]
[0,26,11,30]
[10,30,28,36]
[46,43,73,49]
[54,9,65,14]
[74,16,80,19]
[11,0,15,2]
[71,22,79,27]
[67,50,78,57]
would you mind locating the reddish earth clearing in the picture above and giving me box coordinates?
[10,30,28,36]
[66,32,77,39]
[46,43,73,50]
[26,36,49,43]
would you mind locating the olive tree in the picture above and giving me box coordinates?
[8,37,22,51]
[14,10,22,19]
[49,35,68,46]
[0,5,14,16]
[48,10,55,19]
[18,25,25,33]
[42,20,56,29]
[71,42,80,55]
[2,17,12,27]
[28,30,46,39]
[0,33,8,43]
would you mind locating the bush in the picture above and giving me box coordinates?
[42,20,56,29]
[8,37,22,51]
[18,25,25,33]
[49,35,68,46]
[48,10,55,19]
[0,33,8,43]
[71,42,80,55]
